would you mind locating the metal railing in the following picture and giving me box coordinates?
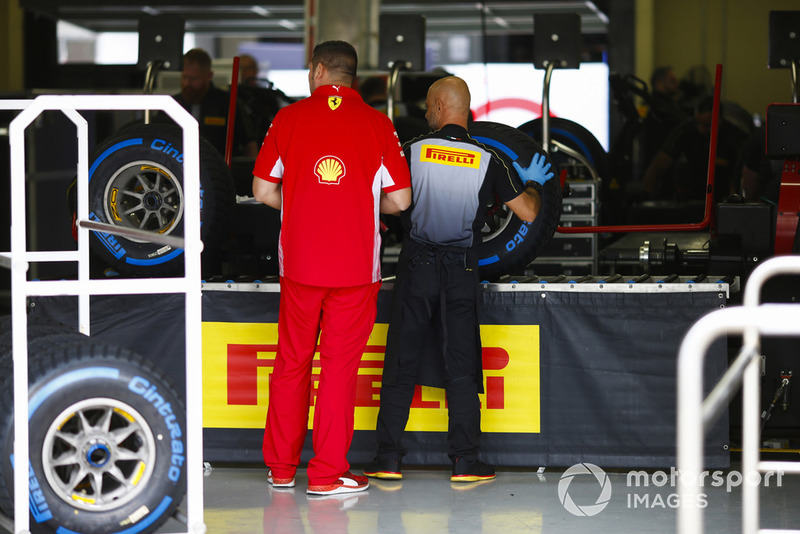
[677,255,800,534]
[2,95,205,534]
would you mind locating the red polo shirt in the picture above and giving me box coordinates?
[253,84,410,287]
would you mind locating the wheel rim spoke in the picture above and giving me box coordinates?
[135,172,155,192]
[102,161,184,241]
[138,211,156,229]
[50,448,81,468]
[42,398,158,512]
[65,465,89,492]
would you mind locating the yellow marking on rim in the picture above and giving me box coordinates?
[158,219,176,234]
[110,188,121,221]
[139,165,170,176]
[57,415,75,432]
[114,407,135,422]
[131,462,147,486]
[72,493,96,504]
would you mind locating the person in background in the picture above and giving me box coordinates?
[739,125,782,205]
[239,53,259,87]
[252,40,412,496]
[237,53,295,142]
[641,66,688,172]
[364,76,554,484]
[642,95,748,203]
[173,47,258,157]
[358,76,389,112]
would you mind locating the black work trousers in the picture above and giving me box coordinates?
[375,240,482,462]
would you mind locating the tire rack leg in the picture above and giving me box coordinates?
[6,95,205,534]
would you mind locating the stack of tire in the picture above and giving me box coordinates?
[84,121,561,282]
[80,122,235,278]
[0,316,186,534]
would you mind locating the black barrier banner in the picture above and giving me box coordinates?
[32,287,728,469]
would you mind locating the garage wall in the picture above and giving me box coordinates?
[0,0,24,92]
[642,0,798,119]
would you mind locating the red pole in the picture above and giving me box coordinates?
[557,64,724,235]
[225,55,240,168]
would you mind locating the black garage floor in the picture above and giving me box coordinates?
[156,461,800,533]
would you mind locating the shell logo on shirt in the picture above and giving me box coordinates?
[421,144,481,169]
[315,156,346,185]
[328,96,342,110]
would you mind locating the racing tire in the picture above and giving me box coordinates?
[86,122,234,277]
[519,117,620,225]
[0,322,186,534]
[518,117,610,181]
[470,121,563,281]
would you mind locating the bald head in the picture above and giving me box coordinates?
[425,76,471,130]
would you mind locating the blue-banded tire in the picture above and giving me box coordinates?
[470,121,563,281]
[0,317,186,534]
[517,117,610,181]
[85,122,234,277]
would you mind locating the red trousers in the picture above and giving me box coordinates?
[263,276,380,485]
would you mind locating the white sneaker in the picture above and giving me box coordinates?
[307,472,369,495]
[268,469,296,488]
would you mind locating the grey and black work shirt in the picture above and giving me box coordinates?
[402,124,525,248]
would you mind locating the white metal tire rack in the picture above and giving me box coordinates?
[1,95,205,534]
[677,255,800,534]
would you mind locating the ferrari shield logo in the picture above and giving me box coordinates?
[328,96,342,110]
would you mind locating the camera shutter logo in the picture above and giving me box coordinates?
[558,463,613,517]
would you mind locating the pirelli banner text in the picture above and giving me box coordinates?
[200,288,728,469]
[31,288,729,469]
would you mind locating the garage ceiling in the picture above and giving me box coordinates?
[20,0,609,38]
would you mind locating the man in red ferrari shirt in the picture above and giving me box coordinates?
[252,40,411,496]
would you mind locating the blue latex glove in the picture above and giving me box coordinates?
[513,153,554,187]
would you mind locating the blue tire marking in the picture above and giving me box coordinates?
[473,133,517,267]
[520,122,599,167]
[89,139,144,182]
[126,247,184,265]
[551,127,596,167]
[55,497,173,534]
[88,136,191,267]
[472,136,518,161]
[29,368,120,419]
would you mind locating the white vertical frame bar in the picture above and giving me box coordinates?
[7,94,204,534]
[678,305,800,534]
[72,107,91,336]
[677,256,800,534]
[9,98,40,534]
[0,99,32,534]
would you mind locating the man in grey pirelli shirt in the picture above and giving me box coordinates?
[365,76,555,483]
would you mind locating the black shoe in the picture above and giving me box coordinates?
[450,457,496,482]
[363,457,402,480]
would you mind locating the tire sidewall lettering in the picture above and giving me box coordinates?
[86,124,230,276]
[504,222,532,252]
[150,138,185,163]
[127,376,186,483]
[89,135,186,270]
[13,356,186,534]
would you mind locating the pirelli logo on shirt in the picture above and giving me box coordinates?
[204,116,226,126]
[421,144,481,168]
